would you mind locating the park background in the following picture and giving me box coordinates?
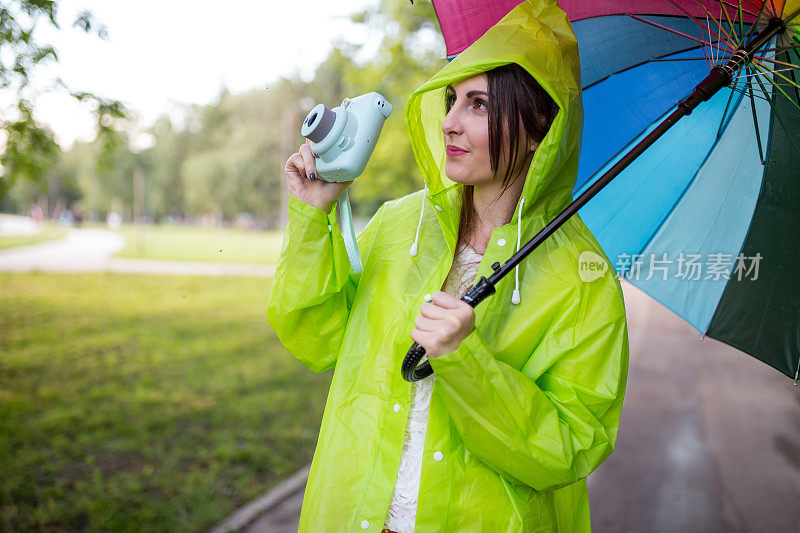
[1,0,443,530]
[1,1,798,532]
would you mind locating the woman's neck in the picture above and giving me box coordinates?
[465,173,526,254]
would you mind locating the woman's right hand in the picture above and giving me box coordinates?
[285,142,352,213]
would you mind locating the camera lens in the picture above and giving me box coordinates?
[302,104,335,144]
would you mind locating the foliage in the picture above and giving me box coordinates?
[0,101,59,200]
[4,0,448,221]
[0,272,332,532]
[0,0,125,202]
[181,84,296,221]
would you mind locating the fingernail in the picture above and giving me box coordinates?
[309,172,316,181]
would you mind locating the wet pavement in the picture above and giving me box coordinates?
[223,280,800,533]
[587,282,800,532]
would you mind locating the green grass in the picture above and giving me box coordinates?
[0,272,331,532]
[115,225,285,264]
[0,223,66,250]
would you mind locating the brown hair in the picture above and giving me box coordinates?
[444,63,559,250]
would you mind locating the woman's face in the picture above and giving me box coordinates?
[441,74,493,186]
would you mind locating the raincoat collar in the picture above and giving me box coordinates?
[404,0,583,248]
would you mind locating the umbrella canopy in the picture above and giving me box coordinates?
[428,0,800,380]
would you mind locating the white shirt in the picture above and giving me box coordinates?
[384,243,484,533]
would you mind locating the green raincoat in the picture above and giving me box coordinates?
[267,1,629,530]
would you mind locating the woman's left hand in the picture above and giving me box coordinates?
[410,291,475,358]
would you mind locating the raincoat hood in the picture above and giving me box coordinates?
[405,0,582,241]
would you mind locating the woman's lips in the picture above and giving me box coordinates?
[445,145,469,157]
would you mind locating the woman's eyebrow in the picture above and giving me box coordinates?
[465,90,488,98]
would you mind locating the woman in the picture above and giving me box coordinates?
[267,1,629,531]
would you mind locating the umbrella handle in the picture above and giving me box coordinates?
[402,276,497,382]
[401,342,432,382]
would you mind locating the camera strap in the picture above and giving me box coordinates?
[337,188,363,274]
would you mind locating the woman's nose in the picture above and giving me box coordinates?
[441,108,461,136]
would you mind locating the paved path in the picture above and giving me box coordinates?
[216,280,799,533]
[0,227,275,277]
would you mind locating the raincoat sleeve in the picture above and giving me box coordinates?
[266,194,383,373]
[429,281,629,492]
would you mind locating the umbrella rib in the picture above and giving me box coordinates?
[737,0,745,43]
[720,0,759,17]
[696,0,735,52]
[749,63,800,104]
[712,0,740,45]
[712,15,721,65]
[734,65,800,78]
[741,0,769,44]
[665,0,731,46]
[773,0,783,18]
[748,65,800,157]
[744,66,767,164]
[626,14,734,52]
[742,0,772,16]
[773,45,800,106]
[751,57,800,93]
[740,0,759,12]
[784,57,800,111]
[716,76,743,140]
[756,46,800,54]
[648,56,724,61]
[718,0,742,46]
[726,82,780,104]
[726,83,772,101]
[704,14,714,66]
[735,81,794,98]
[749,53,800,70]
[719,6,736,63]
[581,44,709,90]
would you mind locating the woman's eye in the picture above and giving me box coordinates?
[473,98,487,110]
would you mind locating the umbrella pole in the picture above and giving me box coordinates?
[402,16,794,382]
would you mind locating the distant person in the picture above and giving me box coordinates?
[267,1,629,531]
[58,209,73,227]
[29,203,44,224]
[106,211,122,230]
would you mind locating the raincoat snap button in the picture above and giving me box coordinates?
[393,403,400,412]
[433,451,444,462]
[424,293,432,300]
[327,224,331,231]
[434,205,443,212]
[497,238,507,247]
[361,520,369,529]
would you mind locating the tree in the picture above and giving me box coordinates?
[0,0,125,203]
[4,0,447,222]
[182,83,303,224]
[321,0,445,216]
[147,115,192,220]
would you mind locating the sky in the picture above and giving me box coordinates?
[26,0,378,148]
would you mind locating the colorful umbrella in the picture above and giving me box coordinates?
[403,0,800,382]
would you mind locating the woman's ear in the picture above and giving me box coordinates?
[529,140,539,152]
